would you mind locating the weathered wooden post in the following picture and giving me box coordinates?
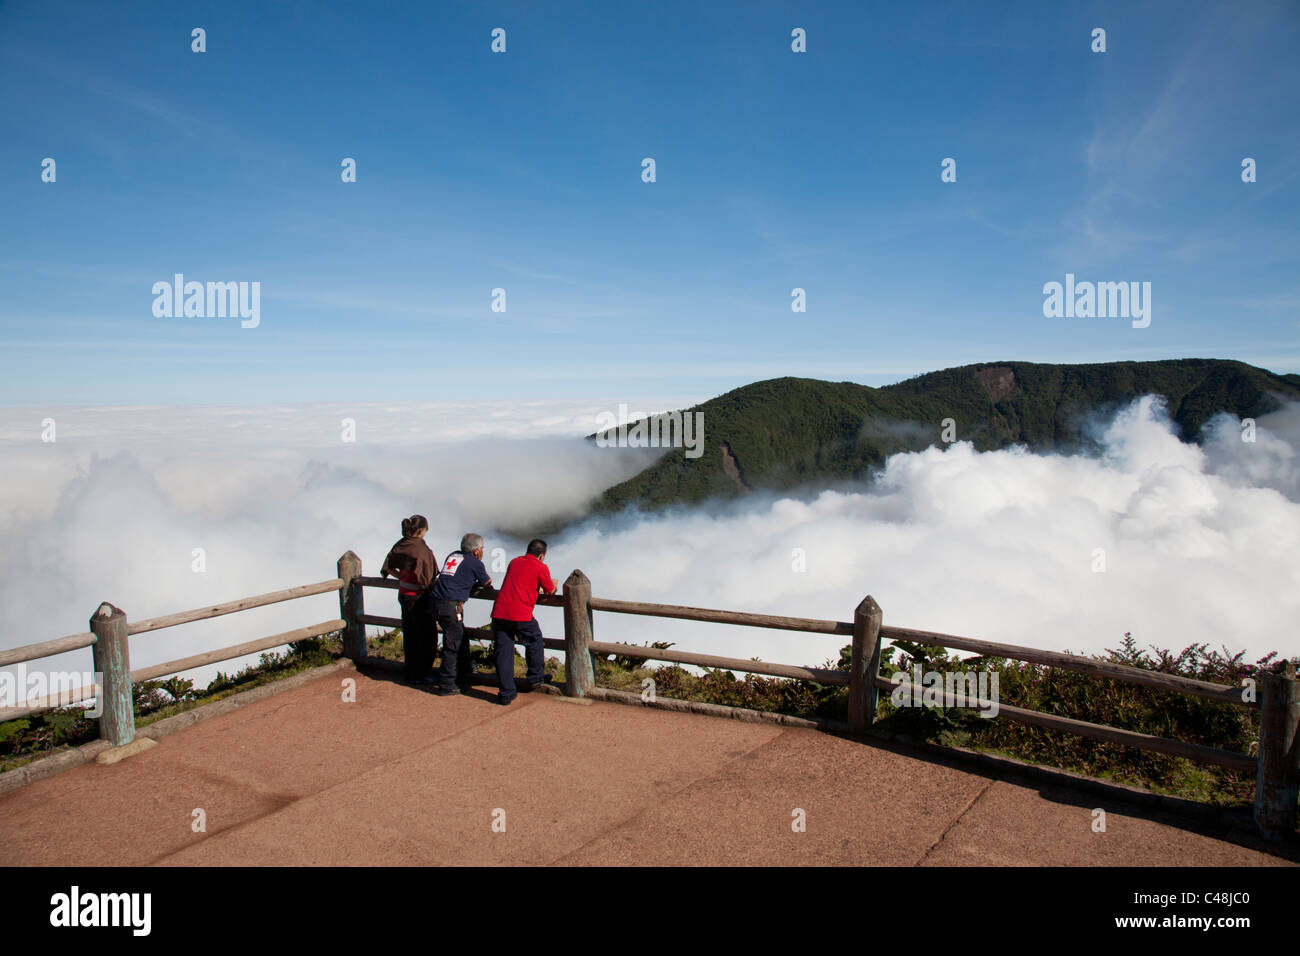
[848,596,883,733]
[89,602,134,747]
[563,569,595,698]
[1254,660,1299,841]
[338,551,366,661]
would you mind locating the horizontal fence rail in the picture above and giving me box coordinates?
[586,598,853,636]
[130,619,345,684]
[881,624,1251,708]
[357,613,403,629]
[876,676,1257,773]
[0,631,96,669]
[588,640,848,685]
[355,575,565,609]
[129,578,343,635]
[0,682,101,722]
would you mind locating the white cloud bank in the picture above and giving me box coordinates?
[1,394,1297,705]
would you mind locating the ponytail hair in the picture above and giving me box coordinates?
[401,514,429,537]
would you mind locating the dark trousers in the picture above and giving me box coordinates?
[399,591,435,680]
[492,617,545,702]
[435,600,473,690]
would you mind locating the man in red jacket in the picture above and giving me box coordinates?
[490,538,556,705]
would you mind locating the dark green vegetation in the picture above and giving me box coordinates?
[592,359,1300,512]
[594,634,1292,811]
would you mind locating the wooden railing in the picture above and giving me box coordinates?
[354,560,1297,841]
[0,569,350,743]
[3,550,1297,842]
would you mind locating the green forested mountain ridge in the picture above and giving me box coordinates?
[591,359,1300,513]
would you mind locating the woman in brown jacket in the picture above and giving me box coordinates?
[381,515,438,683]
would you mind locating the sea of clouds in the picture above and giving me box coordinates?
[1,394,1297,705]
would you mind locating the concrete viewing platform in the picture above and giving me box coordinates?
[0,663,1293,866]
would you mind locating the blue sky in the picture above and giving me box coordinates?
[2,0,1297,406]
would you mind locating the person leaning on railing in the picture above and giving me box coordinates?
[429,533,493,696]
[380,514,438,684]
[490,538,557,706]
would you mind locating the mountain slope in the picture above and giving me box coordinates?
[590,359,1300,513]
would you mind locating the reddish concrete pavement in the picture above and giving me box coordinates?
[0,666,1292,866]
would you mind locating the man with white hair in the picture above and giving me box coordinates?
[430,533,493,695]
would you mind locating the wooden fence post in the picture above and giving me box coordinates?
[849,596,883,733]
[338,551,366,661]
[90,602,134,747]
[1254,661,1299,841]
[563,569,595,698]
